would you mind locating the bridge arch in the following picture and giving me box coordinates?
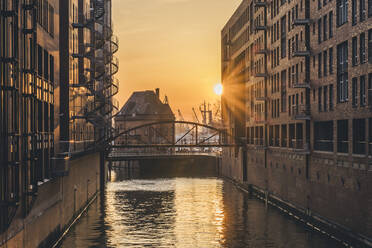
[108,120,245,149]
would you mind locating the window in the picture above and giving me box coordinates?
[319,87,322,111]
[50,55,54,82]
[281,125,287,147]
[324,86,328,111]
[324,51,328,76]
[323,15,328,40]
[352,36,358,66]
[353,119,366,154]
[319,0,322,9]
[318,19,322,43]
[360,32,366,63]
[314,121,334,151]
[37,44,42,76]
[337,120,349,153]
[369,73,372,106]
[337,0,348,26]
[369,0,372,16]
[352,0,357,25]
[360,0,366,21]
[360,75,366,106]
[49,5,54,37]
[329,47,334,74]
[281,16,287,58]
[369,29,372,63]
[329,11,333,38]
[337,41,348,102]
[352,77,358,107]
[369,118,372,156]
[330,84,334,110]
[318,53,322,78]
[43,49,49,80]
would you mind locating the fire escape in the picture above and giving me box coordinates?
[70,0,119,154]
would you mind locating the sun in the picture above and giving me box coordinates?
[214,83,223,96]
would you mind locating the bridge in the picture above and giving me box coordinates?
[107,152,221,161]
[106,120,247,182]
[106,120,245,161]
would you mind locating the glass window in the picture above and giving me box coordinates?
[329,47,334,74]
[329,11,333,38]
[337,120,349,153]
[360,75,366,106]
[360,32,366,63]
[369,29,372,63]
[352,36,358,66]
[360,0,366,21]
[337,0,348,26]
[352,77,358,107]
[352,0,357,25]
[353,119,366,154]
[314,121,334,151]
[337,41,348,102]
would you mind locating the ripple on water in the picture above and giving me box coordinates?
[60,178,344,248]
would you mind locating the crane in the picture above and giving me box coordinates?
[192,108,200,123]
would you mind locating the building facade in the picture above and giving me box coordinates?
[0,0,118,246]
[221,0,372,245]
[115,89,175,153]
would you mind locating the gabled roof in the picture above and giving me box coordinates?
[117,90,174,120]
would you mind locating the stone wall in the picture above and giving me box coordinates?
[0,153,102,248]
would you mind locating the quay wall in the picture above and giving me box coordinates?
[221,149,372,247]
[0,153,104,248]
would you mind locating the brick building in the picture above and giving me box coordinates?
[115,89,175,153]
[221,0,372,245]
[0,0,119,246]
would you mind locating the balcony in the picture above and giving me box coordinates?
[291,105,311,120]
[292,139,311,154]
[293,40,311,57]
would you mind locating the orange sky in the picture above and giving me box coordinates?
[112,0,242,120]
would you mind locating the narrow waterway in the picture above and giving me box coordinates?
[59,170,343,247]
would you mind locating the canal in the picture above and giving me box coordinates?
[58,162,343,248]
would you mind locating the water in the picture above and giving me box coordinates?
[59,173,343,248]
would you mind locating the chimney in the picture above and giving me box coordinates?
[155,88,160,98]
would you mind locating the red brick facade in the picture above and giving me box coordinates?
[221,0,372,243]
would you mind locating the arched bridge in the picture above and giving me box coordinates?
[108,120,244,150]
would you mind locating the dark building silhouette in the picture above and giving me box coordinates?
[221,0,372,245]
[115,89,175,153]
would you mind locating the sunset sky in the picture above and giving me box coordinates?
[112,0,241,119]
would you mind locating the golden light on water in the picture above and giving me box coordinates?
[214,83,223,96]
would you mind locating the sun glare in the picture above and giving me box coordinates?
[214,83,223,96]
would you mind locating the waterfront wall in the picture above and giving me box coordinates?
[0,153,103,248]
[221,150,372,247]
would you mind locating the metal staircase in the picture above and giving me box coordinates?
[70,0,119,155]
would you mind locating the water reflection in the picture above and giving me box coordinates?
[60,172,343,248]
